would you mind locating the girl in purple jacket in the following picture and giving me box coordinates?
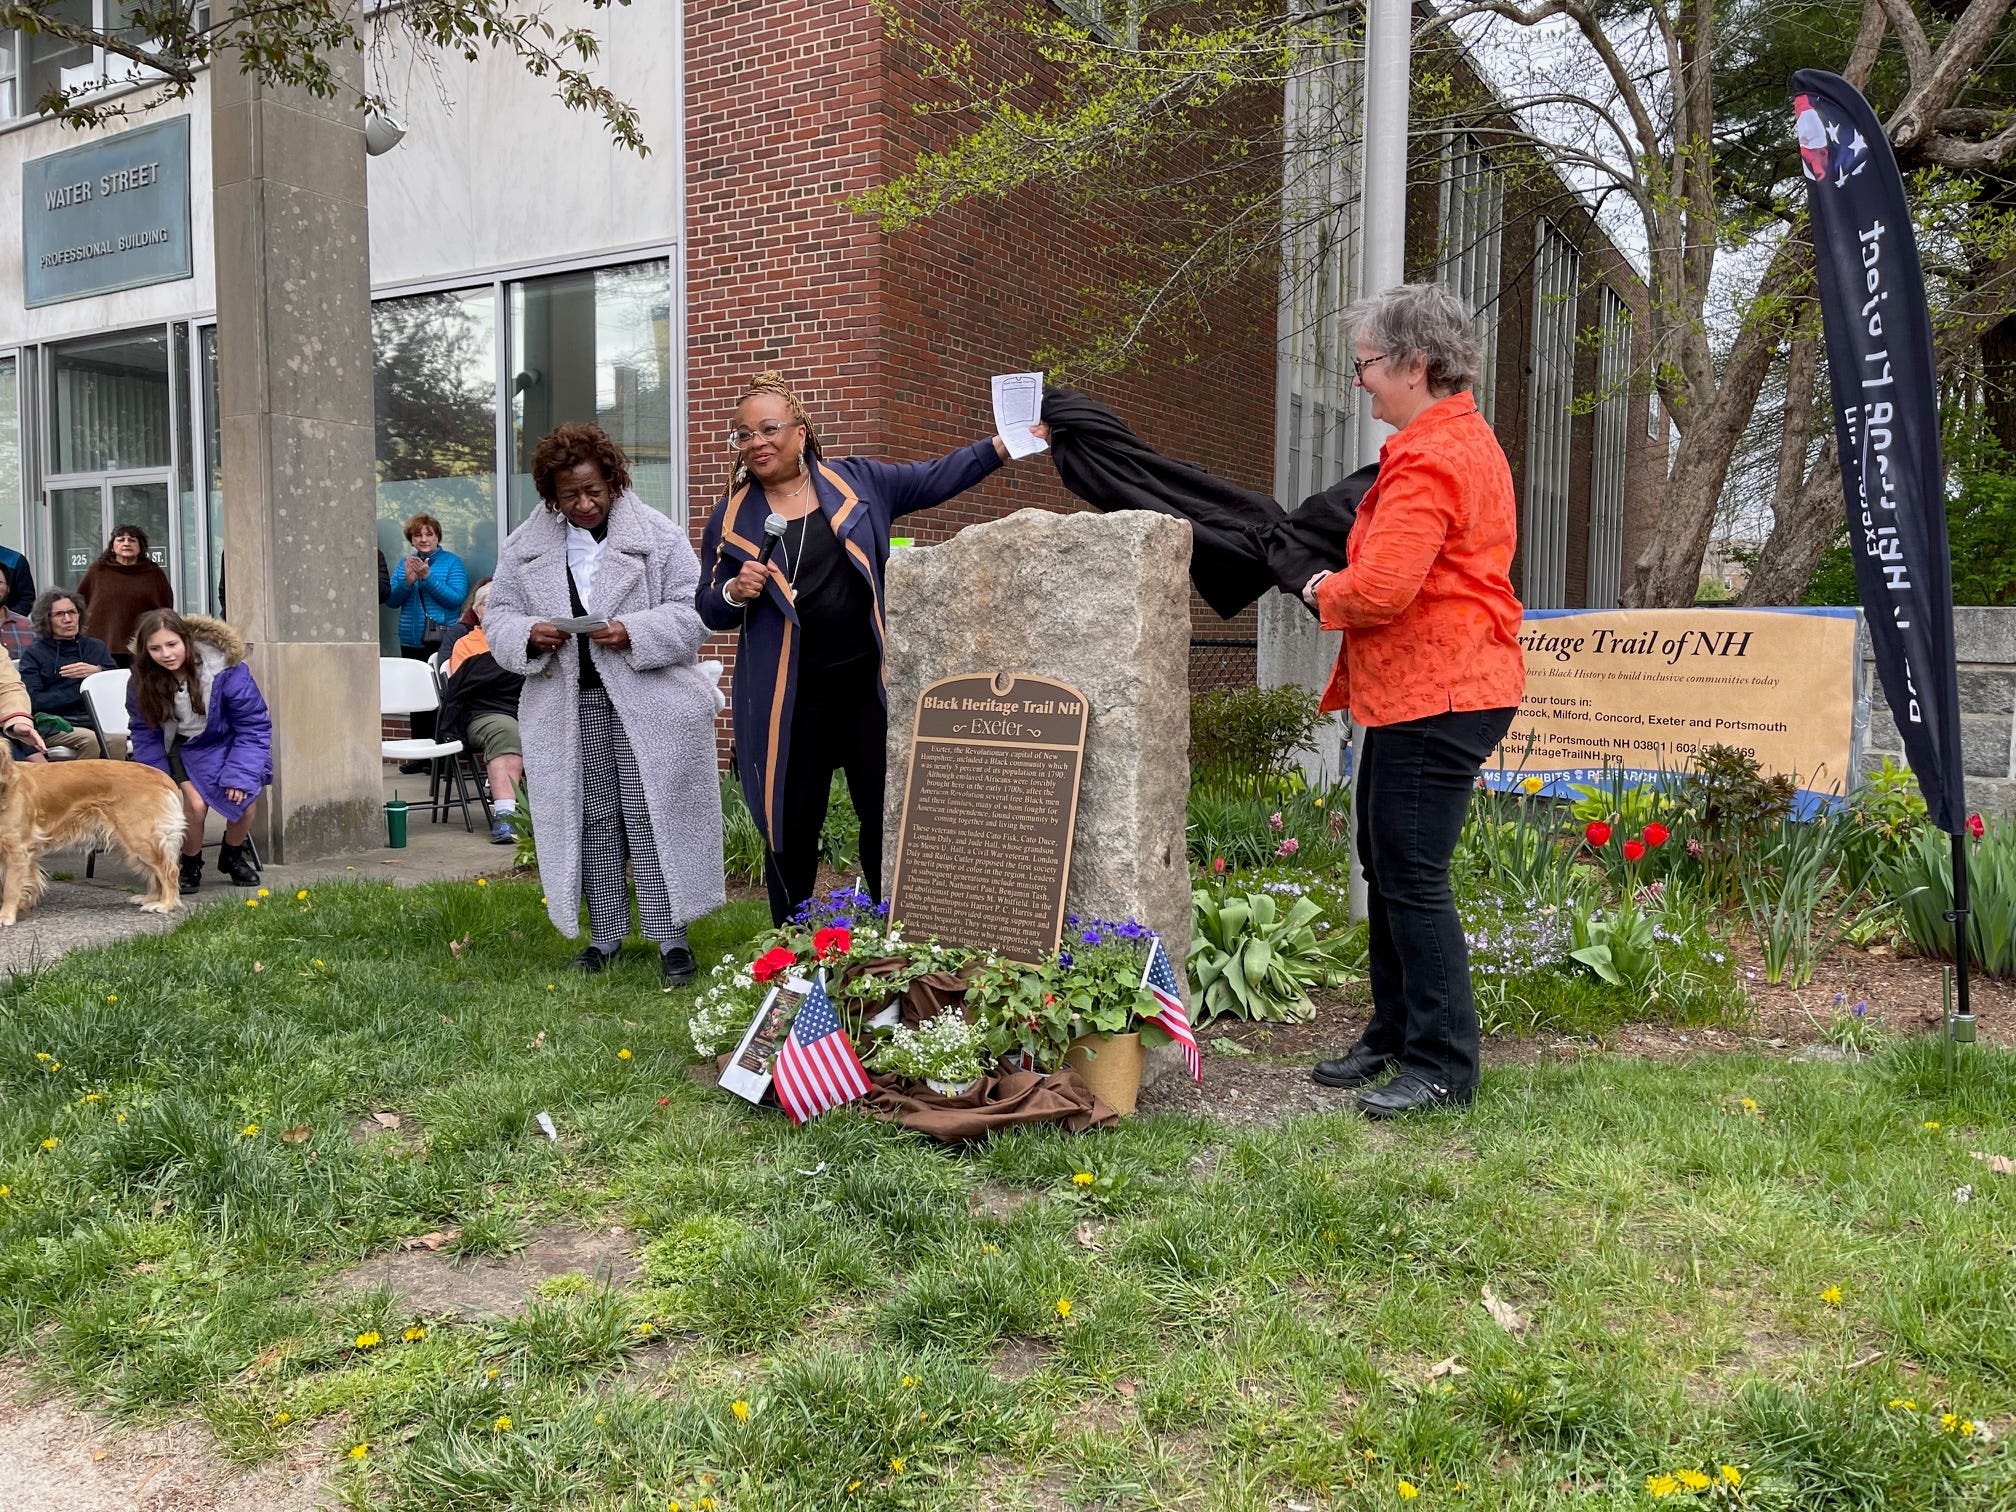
[128,610,274,894]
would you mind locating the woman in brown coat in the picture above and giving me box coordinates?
[78,523,174,667]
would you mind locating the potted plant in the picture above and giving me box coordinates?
[967,916,1169,1115]
[872,1011,988,1096]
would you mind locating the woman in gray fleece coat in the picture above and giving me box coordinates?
[485,424,725,987]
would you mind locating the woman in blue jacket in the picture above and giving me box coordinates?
[698,372,1045,924]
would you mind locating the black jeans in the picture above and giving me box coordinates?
[763,656,887,925]
[1353,705,1517,1090]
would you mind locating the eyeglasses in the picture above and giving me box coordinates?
[727,418,801,451]
[1352,353,1392,382]
[50,607,79,619]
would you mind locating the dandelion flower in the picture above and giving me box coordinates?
[105,994,116,1002]
[618,1048,632,1060]
[245,898,259,908]
[1888,1398,1917,1410]
[1645,1473,1680,1497]
[636,1321,654,1336]
[1925,1120,1942,1130]
[547,984,556,991]
[115,1113,125,1124]
[1676,1469,1711,1490]
[890,1457,905,1473]
[1740,1097,1758,1112]
[901,1375,917,1388]
[78,1093,99,1103]
[700,1501,715,1512]
[403,1326,426,1342]
[296,889,309,901]
[272,1410,292,1426]
[1397,1480,1420,1499]
[476,878,488,888]
[731,1399,749,1422]
[33,1052,50,1061]
[354,1330,381,1349]
[492,1415,512,1432]
[1720,1465,1742,1486]
[348,1443,368,1460]
[241,1123,260,1137]
[1056,1297,1072,1319]
[669,1503,681,1512]
[1819,1285,1843,1306]
[314,959,325,967]
[1072,1172,1094,1186]
[39,1137,57,1150]
[0,1186,10,1198]
[848,1480,863,1492]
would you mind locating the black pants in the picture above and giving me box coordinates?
[1353,706,1517,1090]
[764,657,887,925]
[400,642,438,742]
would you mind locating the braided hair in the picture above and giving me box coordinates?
[727,371,823,493]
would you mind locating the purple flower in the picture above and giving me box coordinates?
[1082,930,1102,946]
[1057,951,1074,969]
[1065,913,1080,928]
[1854,1001,1867,1019]
[1275,838,1300,858]
[1269,811,1284,832]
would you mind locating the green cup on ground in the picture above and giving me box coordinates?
[386,794,408,848]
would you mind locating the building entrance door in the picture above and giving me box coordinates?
[47,473,175,586]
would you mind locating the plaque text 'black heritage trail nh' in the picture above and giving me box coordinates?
[887,673,1090,963]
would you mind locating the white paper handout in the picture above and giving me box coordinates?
[719,976,813,1106]
[991,372,1048,459]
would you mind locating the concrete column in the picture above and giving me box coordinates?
[211,21,383,861]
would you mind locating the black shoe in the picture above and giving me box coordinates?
[571,944,618,973]
[178,853,204,896]
[1311,1044,1396,1089]
[398,760,430,775]
[660,945,697,989]
[1356,1073,1474,1120]
[217,841,260,888]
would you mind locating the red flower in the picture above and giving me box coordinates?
[751,947,797,984]
[1643,822,1670,848]
[1213,856,1227,875]
[1622,839,1647,863]
[813,926,852,960]
[1969,813,1986,839]
[1584,821,1612,848]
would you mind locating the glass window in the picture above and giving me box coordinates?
[507,259,672,528]
[1522,222,1581,609]
[1439,133,1505,422]
[199,323,221,611]
[0,31,18,118]
[49,327,172,475]
[23,0,94,111]
[373,287,498,645]
[1587,288,1631,608]
[0,356,21,556]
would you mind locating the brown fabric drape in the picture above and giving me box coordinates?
[860,1067,1117,1140]
[838,956,983,1027]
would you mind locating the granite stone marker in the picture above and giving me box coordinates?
[883,508,1192,981]
[888,672,1090,961]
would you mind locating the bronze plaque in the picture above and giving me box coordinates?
[888,672,1090,963]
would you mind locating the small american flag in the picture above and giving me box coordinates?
[772,972,871,1124]
[1141,937,1200,1082]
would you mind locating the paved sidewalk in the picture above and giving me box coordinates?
[0,772,511,975]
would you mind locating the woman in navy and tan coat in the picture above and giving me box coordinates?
[697,372,1046,925]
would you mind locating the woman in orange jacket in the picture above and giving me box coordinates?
[1301,283,1526,1118]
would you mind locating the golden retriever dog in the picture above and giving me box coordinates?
[0,746,184,924]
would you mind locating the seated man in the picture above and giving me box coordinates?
[19,589,120,759]
[438,580,524,845]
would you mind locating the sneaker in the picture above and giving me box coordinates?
[660,946,698,990]
[489,816,516,845]
[178,853,204,896]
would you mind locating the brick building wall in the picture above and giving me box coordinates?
[682,0,1279,770]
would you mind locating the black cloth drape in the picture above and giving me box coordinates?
[1040,386,1375,618]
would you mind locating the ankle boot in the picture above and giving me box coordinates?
[218,841,261,888]
[178,852,204,896]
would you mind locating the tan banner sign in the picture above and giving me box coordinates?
[1491,608,1860,805]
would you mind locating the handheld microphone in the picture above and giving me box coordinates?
[756,512,788,567]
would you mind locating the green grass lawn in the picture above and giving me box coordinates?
[2,876,2014,1510]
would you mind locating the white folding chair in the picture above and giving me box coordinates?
[379,656,482,831]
